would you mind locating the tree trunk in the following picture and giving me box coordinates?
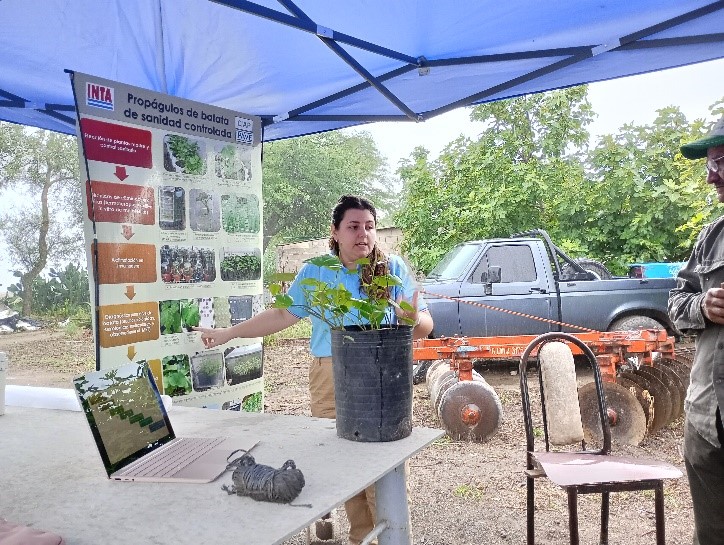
[21,169,53,316]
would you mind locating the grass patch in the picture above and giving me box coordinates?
[263,318,312,347]
[454,483,485,501]
[497,389,516,405]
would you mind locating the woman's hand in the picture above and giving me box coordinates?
[193,326,231,349]
[395,290,434,339]
[395,290,420,326]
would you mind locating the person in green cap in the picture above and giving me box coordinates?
[669,115,724,545]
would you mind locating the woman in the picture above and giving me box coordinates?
[195,195,433,544]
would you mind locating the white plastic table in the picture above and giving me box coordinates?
[0,404,442,545]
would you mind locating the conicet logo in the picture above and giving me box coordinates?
[86,83,114,111]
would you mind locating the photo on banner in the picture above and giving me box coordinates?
[72,72,264,411]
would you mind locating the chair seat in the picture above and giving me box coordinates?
[533,451,682,487]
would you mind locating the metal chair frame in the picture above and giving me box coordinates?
[519,332,680,545]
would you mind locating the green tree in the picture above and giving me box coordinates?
[396,87,593,272]
[0,123,82,316]
[262,131,395,249]
[579,103,724,272]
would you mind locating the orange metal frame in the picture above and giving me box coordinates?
[413,329,675,382]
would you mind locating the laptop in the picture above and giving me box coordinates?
[73,361,256,483]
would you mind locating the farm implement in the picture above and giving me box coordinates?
[413,329,692,446]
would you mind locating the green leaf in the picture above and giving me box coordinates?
[306,255,344,269]
[272,294,294,308]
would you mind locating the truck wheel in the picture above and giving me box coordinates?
[574,259,612,280]
[609,315,664,332]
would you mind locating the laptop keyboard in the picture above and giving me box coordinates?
[119,436,226,478]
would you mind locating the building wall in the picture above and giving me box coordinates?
[275,227,404,273]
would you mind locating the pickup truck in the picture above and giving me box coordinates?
[421,230,679,338]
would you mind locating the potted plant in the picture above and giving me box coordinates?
[270,254,417,442]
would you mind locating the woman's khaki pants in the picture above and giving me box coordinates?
[309,357,376,545]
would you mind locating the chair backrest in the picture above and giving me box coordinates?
[519,332,611,456]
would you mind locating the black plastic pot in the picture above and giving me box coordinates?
[331,325,413,442]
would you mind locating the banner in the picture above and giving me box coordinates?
[72,72,263,412]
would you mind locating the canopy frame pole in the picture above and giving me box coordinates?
[211,0,417,64]
[216,0,421,121]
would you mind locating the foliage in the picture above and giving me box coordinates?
[395,90,724,275]
[220,254,262,281]
[230,355,262,376]
[0,122,83,316]
[215,144,243,179]
[576,104,724,272]
[263,317,312,347]
[159,300,182,334]
[262,131,395,249]
[242,391,262,413]
[162,354,192,396]
[198,358,222,377]
[453,483,485,501]
[166,135,205,175]
[180,299,200,330]
[221,194,260,233]
[6,262,89,318]
[269,255,414,329]
[396,88,593,273]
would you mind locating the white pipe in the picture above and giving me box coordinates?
[360,520,388,545]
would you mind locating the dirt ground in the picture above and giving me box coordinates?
[2,329,695,544]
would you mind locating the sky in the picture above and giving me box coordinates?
[351,58,724,169]
[1,58,723,295]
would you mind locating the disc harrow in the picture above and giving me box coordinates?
[414,329,691,445]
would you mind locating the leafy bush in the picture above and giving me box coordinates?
[5,263,90,321]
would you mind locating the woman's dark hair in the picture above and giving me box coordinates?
[328,195,389,299]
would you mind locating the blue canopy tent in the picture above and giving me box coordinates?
[0,0,723,140]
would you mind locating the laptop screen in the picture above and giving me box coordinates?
[74,361,175,476]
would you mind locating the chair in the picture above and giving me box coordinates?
[519,332,682,545]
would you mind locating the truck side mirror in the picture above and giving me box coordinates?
[488,266,502,283]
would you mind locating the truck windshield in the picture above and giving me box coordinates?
[426,244,481,280]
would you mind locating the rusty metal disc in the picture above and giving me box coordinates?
[674,347,695,367]
[629,369,674,430]
[425,360,450,386]
[437,379,502,441]
[430,370,457,415]
[659,357,690,392]
[615,375,655,435]
[637,366,682,423]
[578,381,647,446]
[619,371,669,433]
[426,362,451,399]
[672,353,694,371]
[657,360,688,418]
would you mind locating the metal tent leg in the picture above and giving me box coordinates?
[375,462,411,545]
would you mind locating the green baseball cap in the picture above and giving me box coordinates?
[681,116,724,159]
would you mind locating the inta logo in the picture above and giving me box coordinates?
[86,83,114,111]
